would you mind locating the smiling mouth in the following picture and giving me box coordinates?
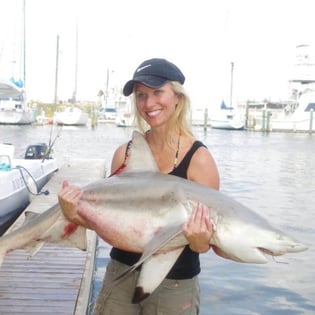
[146,110,162,117]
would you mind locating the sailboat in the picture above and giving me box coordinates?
[0,0,34,125]
[52,22,88,126]
[0,78,34,125]
[209,62,245,130]
[209,100,245,130]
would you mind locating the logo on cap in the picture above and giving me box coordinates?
[136,64,152,73]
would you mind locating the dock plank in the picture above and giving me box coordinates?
[0,159,106,315]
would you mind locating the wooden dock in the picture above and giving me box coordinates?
[0,159,107,315]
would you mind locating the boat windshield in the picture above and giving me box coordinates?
[305,103,315,112]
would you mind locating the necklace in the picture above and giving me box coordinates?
[145,130,181,170]
[173,131,181,169]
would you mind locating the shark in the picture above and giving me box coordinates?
[0,131,308,303]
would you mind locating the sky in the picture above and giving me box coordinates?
[1,0,315,110]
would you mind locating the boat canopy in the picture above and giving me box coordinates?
[0,79,24,99]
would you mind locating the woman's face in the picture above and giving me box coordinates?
[134,82,179,128]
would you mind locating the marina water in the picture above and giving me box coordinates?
[1,124,314,315]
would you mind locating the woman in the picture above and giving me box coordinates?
[58,58,220,314]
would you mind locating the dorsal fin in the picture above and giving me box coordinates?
[124,131,159,173]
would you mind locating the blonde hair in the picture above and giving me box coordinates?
[132,81,193,142]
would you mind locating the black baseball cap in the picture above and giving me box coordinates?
[123,58,185,96]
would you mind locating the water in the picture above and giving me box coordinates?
[1,124,314,315]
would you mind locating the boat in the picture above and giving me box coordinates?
[0,78,34,125]
[260,90,315,132]
[52,25,88,127]
[98,107,117,123]
[116,101,134,127]
[116,111,134,127]
[249,45,315,133]
[210,100,245,130]
[0,142,58,235]
[54,106,88,126]
[261,44,315,132]
[0,1,35,125]
[209,62,244,130]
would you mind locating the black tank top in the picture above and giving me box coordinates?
[110,140,206,279]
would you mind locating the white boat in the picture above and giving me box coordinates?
[98,107,117,123]
[210,101,245,130]
[0,79,34,125]
[0,1,34,125]
[263,91,315,132]
[116,111,134,127]
[54,107,88,126]
[0,142,58,235]
[209,63,245,130]
[116,101,134,127]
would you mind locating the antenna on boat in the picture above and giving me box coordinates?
[45,125,62,162]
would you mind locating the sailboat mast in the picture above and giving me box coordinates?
[230,62,234,107]
[23,0,26,88]
[73,18,78,102]
[54,34,59,104]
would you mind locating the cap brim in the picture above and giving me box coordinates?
[123,75,167,96]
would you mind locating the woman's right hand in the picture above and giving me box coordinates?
[58,180,87,227]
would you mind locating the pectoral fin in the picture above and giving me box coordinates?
[21,218,87,258]
[40,216,87,250]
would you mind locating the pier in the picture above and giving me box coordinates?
[0,159,106,314]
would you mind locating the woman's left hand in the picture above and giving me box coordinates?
[182,202,214,253]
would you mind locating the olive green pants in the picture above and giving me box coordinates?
[93,259,200,315]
